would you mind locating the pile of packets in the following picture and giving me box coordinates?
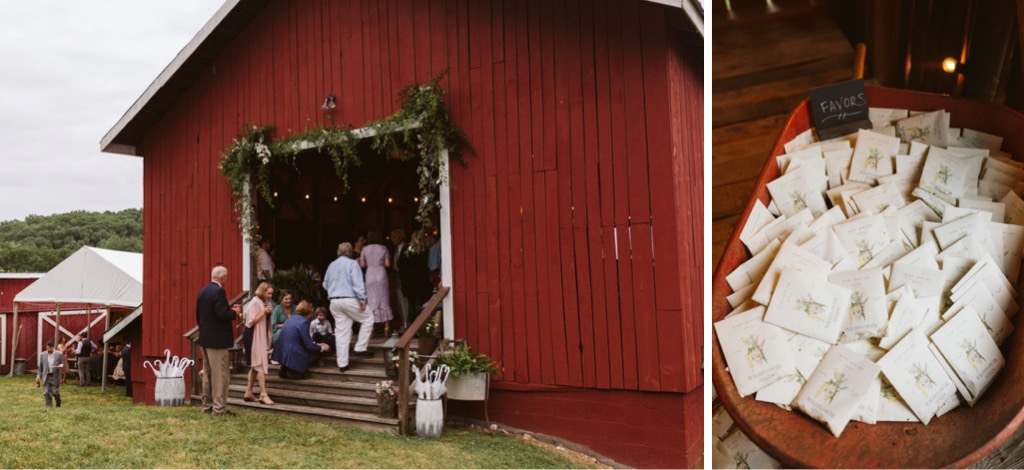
[717,107,1024,437]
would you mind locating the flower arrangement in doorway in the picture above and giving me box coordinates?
[219,70,473,250]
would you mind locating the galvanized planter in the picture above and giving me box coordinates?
[446,372,488,401]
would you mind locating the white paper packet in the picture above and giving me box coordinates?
[767,166,829,218]
[828,268,888,341]
[930,305,1005,402]
[877,329,959,424]
[877,375,921,422]
[795,345,881,437]
[764,270,852,344]
[896,110,950,148]
[849,129,900,184]
[751,239,832,306]
[715,307,795,397]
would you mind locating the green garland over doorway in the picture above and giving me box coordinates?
[218,70,471,249]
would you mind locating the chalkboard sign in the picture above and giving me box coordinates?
[808,79,872,140]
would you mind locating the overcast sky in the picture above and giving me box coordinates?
[0,1,224,223]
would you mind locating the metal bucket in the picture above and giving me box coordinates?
[154,376,185,406]
[12,358,26,376]
[416,398,444,439]
[446,372,487,401]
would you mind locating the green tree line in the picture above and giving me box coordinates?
[0,208,142,272]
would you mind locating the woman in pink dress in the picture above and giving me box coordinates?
[359,229,394,337]
[244,282,275,405]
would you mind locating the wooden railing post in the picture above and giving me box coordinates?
[395,286,450,435]
[398,347,411,434]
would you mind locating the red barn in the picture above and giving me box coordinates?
[0,273,42,374]
[101,0,703,467]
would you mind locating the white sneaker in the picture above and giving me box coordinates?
[270,360,280,365]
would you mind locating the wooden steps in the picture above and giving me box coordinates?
[212,337,424,431]
[225,397,401,433]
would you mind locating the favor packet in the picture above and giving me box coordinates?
[715,307,795,397]
[795,345,882,437]
[930,305,1005,402]
[764,270,852,344]
[877,329,959,424]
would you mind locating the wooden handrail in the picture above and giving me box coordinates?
[397,286,450,435]
[186,290,250,398]
[183,290,250,341]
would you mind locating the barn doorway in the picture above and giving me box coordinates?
[241,131,455,338]
[255,139,424,278]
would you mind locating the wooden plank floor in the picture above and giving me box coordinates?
[711,3,1024,468]
[711,3,853,269]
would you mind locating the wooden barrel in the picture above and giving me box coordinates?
[416,398,444,439]
[154,376,185,406]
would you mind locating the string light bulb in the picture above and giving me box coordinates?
[942,57,959,74]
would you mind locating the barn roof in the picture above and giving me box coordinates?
[100,0,700,157]
[14,246,142,307]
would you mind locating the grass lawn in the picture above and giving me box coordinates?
[0,375,595,468]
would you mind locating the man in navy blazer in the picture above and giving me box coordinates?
[272,301,330,379]
[196,265,240,415]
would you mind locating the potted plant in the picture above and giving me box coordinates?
[416,315,441,356]
[269,265,325,306]
[375,380,397,418]
[435,342,500,401]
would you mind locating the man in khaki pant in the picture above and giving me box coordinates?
[196,266,241,416]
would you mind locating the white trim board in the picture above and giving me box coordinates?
[1,314,6,366]
[439,149,454,340]
[36,310,107,356]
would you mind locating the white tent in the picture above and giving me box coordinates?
[10,246,142,387]
[15,246,141,306]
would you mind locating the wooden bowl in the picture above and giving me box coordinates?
[712,87,1024,468]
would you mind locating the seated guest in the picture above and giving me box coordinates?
[271,301,330,379]
[309,307,336,352]
[88,351,118,383]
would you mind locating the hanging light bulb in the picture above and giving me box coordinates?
[305,194,310,200]
[273,191,278,198]
[388,197,393,203]
[333,196,338,202]
[361,197,367,203]
[942,57,959,74]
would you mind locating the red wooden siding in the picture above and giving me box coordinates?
[668,24,704,391]
[0,278,36,313]
[475,386,704,468]
[136,0,700,397]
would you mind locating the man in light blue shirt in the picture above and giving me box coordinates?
[323,242,373,372]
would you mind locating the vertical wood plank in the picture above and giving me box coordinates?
[630,222,661,391]
[576,0,608,390]
[546,172,571,385]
